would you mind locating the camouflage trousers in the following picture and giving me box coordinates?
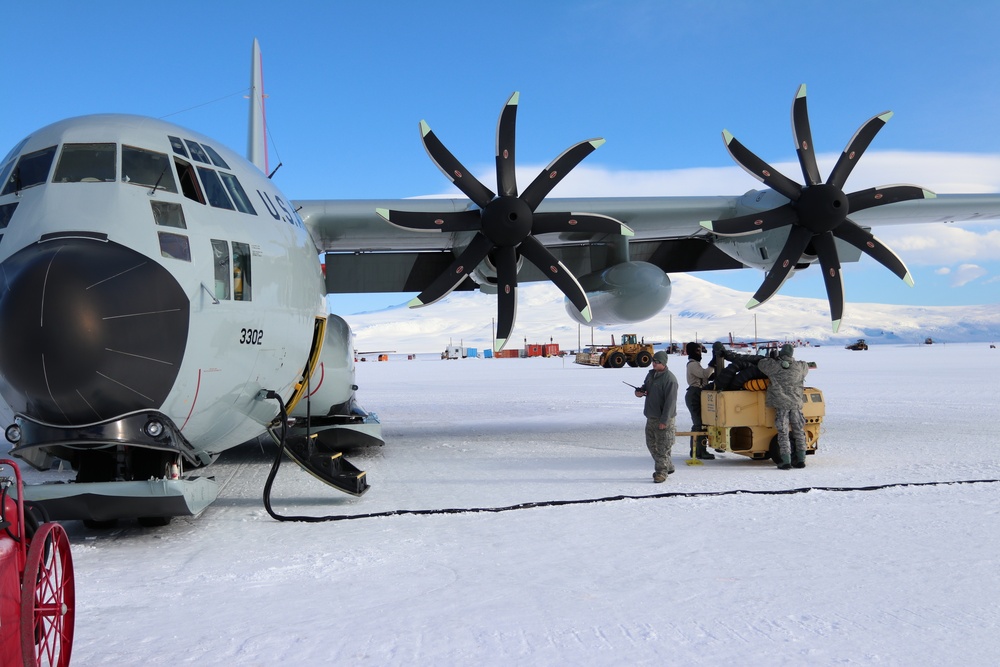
[644,417,676,475]
[774,408,807,463]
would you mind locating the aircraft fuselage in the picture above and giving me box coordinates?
[0,114,325,477]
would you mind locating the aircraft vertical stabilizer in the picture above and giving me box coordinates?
[247,38,267,173]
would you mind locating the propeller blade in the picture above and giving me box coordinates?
[826,111,893,189]
[408,233,494,308]
[420,120,495,208]
[520,138,605,211]
[532,212,633,237]
[493,245,519,352]
[812,231,845,331]
[495,92,519,197]
[376,208,481,233]
[722,130,802,201]
[701,204,798,236]
[747,225,813,309]
[792,84,822,186]
[518,235,592,321]
[832,219,915,285]
[847,185,935,214]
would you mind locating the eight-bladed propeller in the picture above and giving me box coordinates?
[701,84,935,332]
[376,92,632,352]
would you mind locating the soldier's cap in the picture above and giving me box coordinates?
[780,343,794,358]
[652,351,669,365]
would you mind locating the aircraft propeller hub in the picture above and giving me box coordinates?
[382,93,622,350]
[704,84,924,331]
[796,184,848,234]
[481,196,533,247]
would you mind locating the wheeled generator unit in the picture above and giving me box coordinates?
[1,458,75,666]
[698,387,826,461]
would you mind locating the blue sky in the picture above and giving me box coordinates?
[3,1,999,314]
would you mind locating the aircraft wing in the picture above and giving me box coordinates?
[297,192,1000,294]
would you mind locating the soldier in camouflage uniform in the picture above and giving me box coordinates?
[758,344,811,470]
[634,350,678,483]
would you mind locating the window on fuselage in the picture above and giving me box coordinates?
[54,143,116,183]
[209,239,252,301]
[175,157,205,204]
[0,161,14,194]
[1,146,56,195]
[202,144,230,170]
[158,231,191,261]
[0,202,17,229]
[219,172,256,215]
[1,137,30,166]
[197,167,235,210]
[168,135,189,158]
[232,242,251,301]
[122,146,177,193]
[150,200,186,229]
[185,140,210,164]
[211,239,230,300]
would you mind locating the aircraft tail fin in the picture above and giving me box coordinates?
[247,38,268,173]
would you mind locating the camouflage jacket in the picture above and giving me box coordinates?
[758,357,810,410]
[640,368,678,425]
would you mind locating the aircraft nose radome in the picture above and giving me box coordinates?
[0,238,190,425]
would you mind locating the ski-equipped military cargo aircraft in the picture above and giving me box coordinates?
[2,40,998,524]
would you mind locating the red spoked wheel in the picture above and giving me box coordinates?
[20,523,75,667]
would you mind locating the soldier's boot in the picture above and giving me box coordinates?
[692,429,715,460]
[696,441,715,460]
[777,454,792,470]
[792,450,806,468]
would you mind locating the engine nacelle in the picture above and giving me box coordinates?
[290,314,357,418]
[289,314,383,450]
[565,261,672,326]
[710,189,863,271]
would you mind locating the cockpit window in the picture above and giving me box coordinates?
[0,161,15,194]
[1,137,30,167]
[218,172,256,215]
[1,146,57,195]
[122,146,178,193]
[168,135,189,158]
[202,144,230,170]
[197,167,235,210]
[184,140,210,164]
[54,143,116,183]
[174,157,205,204]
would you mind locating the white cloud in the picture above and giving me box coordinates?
[950,264,989,287]
[936,267,951,275]
[877,225,1000,265]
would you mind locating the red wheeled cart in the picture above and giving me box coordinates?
[1,458,75,666]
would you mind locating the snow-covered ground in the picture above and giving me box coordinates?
[16,341,1000,665]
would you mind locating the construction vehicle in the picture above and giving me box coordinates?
[678,385,826,463]
[846,339,869,351]
[574,333,654,368]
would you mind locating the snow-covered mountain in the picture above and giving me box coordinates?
[339,273,1000,353]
